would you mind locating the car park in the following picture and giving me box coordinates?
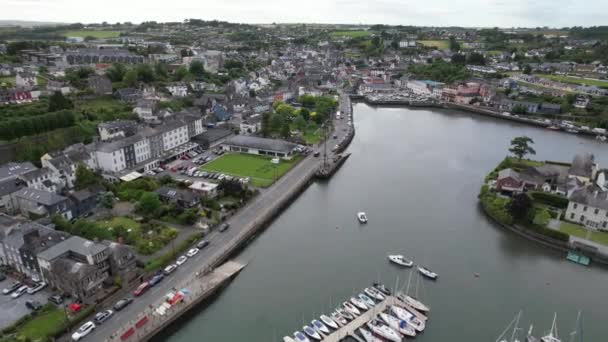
[2,281,22,295]
[219,223,230,232]
[176,255,188,266]
[11,285,29,299]
[25,300,42,310]
[196,240,210,249]
[27,282,46,294]
[94,310,113,324]
[48,294,63,305]
[186,248,199,257]
[133,282,150,297]
[72,321,96,341]
[113,297,133,311]
[149,274,164,287]
[163,264,178,275]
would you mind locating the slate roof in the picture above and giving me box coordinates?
[37,236,107,261]
[569,153,595,179]
[0,178,25,197]
[0,162,37,181]
[569,185,608,210]
[14,188,67,206]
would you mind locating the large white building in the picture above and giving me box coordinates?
[565,185,608,231]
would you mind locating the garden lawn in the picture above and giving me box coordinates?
[330,30,372,38]
[96,216,140,231]
[201,153,301,187]
[418,40,450,49]
[538,74,608,88]
[62,30,121,38]
[17,307,65,340]
[560,221,608,246]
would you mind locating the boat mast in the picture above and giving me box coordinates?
[510,311,522,342]
[405,269,413,295]
[496,313,518,342]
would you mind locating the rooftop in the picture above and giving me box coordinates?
[223,135,297,153]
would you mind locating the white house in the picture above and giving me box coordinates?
[15,72,37,89]
[566,185,608,231]
[166,83,188,97]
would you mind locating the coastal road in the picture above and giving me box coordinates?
[83,150,324,341]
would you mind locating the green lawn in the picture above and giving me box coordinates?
[537,74,608,88]
[330,30,372,38]
[97,216,140,231]
[418,40,450,50]
[560,221,608,246]
[303,129,322,145]
[76,96,129,112]
[17,307,66,340]
[62,30,121,39]
[201,153,301,187]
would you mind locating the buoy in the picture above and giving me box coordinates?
[474,272,480,278]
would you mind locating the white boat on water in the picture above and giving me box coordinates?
[343,301,361,316]
[357,212,368,223]
[284,336,298,342]
[358,293,376,307]
[379,312,417,337]
[397,293,430,313]
[311,319,330,335]
[320,314,339,329]
[337,307,354,320]
[540,314,561,342]
[302,325,321,340]
[373,283,392,295]
[417,266,438,280]
[391,306,426,332]
[365,287,385,301]
[388,255,414,267]
[350,296,368,311]
[359,328,383,342]
[366,319,402,342]
[293,331,310,342]
[331,311,348,326]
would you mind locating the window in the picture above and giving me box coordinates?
[595,209,600,215]
[580,215,585,222]
[570,213,575,219]
[603,222,607,229]
[573,203,578,209]
[583,206,588,212]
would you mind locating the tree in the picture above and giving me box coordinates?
[123,69,138,87]
[136,192,161,216]
[48,91,73,112]
[280,121,290,138]
[299,108,310,121]
[136,64,155,83]
[106,63,127,82]
[508,193,533,221]
[449,36,460,51]
[523,64,532,75]
[451,53,466,64]
[261,112,271,137]
[98,192,115,209]
[154,63,169,80]
[249,89,256,97]
[512,105,528,115]
[294,115,307,131]
[467,52,486,65]
[174,66,188,81]
[508,136,536,160]
[269,113,284,133]
[74,164,98,190]
[189,60,205,77]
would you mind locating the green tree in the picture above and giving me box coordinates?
[106,63,127,82]
[508,193,533,221]
[174,66,189,81]
[299,108,310,121]
[451,53,466,64]
[294,115,307,131]
[123,69,138,87]
[136,192,161,216]
[449,36,460,51]
[261,112,271,137]
[280,121,290,138]
[269,113,284,133]
[467,52,486,65]
[523,64,532,75]
[98,192,115,209]
[48,91,74,112]
[136,64,155,83]
[74,164,99,190]
[189,60,205,77]
[512,105,528,115]
[508,136,535,160]
[155,63,169,80]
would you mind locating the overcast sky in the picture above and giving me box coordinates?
[2,0,607,27]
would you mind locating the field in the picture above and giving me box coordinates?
[537,74,608,88]
[418,40,450,50]
[330,30,372,38]
[201,153,301,187]
[560,221,608,246]
[61,30,121,39]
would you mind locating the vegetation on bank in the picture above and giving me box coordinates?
[407,60,470,84]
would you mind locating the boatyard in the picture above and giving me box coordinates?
[283,284,430,342]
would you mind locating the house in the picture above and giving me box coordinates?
[13,188,72,220]
[37,236,110,303]
[189,181,219,198]
[19,168,57,193]
[47,80,71,95]
[155,186,199,208]
[114,88,141,103]
[240,114,263,134]
[166,83,188,97]
[0,178,26,214]
[565,185,608,230]
[64,48,143,65]
[191,128,233,149]
[222,135,297,159]
[538,103,561,115]
[88,75,112,95]
[98,120,138,141]
[574,95,590,109]
[569,153,597,183]
[500,99,540,113]
[496,169,524,193]
[133,99,157,122]
[102,241,137,284]
[68,188,100,218]
[15,72,37,89]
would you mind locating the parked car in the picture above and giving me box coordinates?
[25,300,42,310]
[71,321,96,341]
[48,294,63,305]
[11,285,30,299]
[186,248,199,257]
[148,274,164,287]
[176,255,188,266]
[113,297,133,311]
[2,281,21,295]
[133,282,150,297]
[94,310,113,324]
[219,223,230,232]
[196,240,210,249]
[27,282,46,294]
[163,264,177,275]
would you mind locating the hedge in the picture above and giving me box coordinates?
[523,223,570,242]
[479,185,514,225]
[144,232,204,272]
[529,191,569,209]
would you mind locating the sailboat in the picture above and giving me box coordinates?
[496,311,523,342]
[541,313,561,342]
[398,269,430,313]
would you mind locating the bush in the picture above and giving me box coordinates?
[144,232,204,272]
[523,223,570,242]
[529,191,569,208]
[479,185,514,225]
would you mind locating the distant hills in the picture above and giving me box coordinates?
[0,20,68,27]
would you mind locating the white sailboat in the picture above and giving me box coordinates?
[496,311,523,342]
[358,293,376,307]
[388,255,414,267]
[302,325,321,341]
[293,331,310,342]
[364,287,385,301]
[359,327,383,342]
[311,319,330,335]
[379,312,417,337]
[343,301,361,316]
[331,311,348,326]
[284,336,298,342]
[320,314,338,330]
[391,306,426,332]
[398,269,430,313]
[541,314,561,342]
[350,296,369,311]
[366,319,402,342]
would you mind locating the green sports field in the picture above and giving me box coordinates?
[201,153,301,187]
[62,30,121,39]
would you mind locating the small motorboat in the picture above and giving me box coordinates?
[343,301,360,316]
[350,296,368,311]
[366,319,402,342]
[391,306,426,332]
[388,255,414,267]
[359,327,383,342]
[337,307,354,320]
[320,314,339,330]
[357,212,368,223]
[373,282,392,295]
[417,266,438,280]
[358,293,376,307]
[302,325,321,340]
[397,293,430,313]
[331,311,348,326]
[364,287,385,301]
[379,312,417,338]
[293,331,310,342]
[284,336,298,342]
[311,319,330,335]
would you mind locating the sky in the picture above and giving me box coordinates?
[2,0,607,27]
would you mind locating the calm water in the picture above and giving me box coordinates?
[162,104,608,341]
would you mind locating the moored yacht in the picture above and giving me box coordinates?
[350,296,369,310]
[311,319,330,335]
[372,282,392,296]
[379,312,417,337]
[302,325,321,340]
[284,336,298,342]
[391,306,426,332]
[366,319,402,342]
[343,301,361,316]
[293,331,310,342]
[320,314,339,329]
[365,287,385,301]
[357,212,368,223]
[337,307,354,320]
[358,293,377,307]
[417,266,438,280]
[540,314,561,342]
[331,311,348,326]
[387,255,414,267]
[359,327,382,342]
[397,293,430,313]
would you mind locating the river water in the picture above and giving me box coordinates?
[162,104,608,341]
